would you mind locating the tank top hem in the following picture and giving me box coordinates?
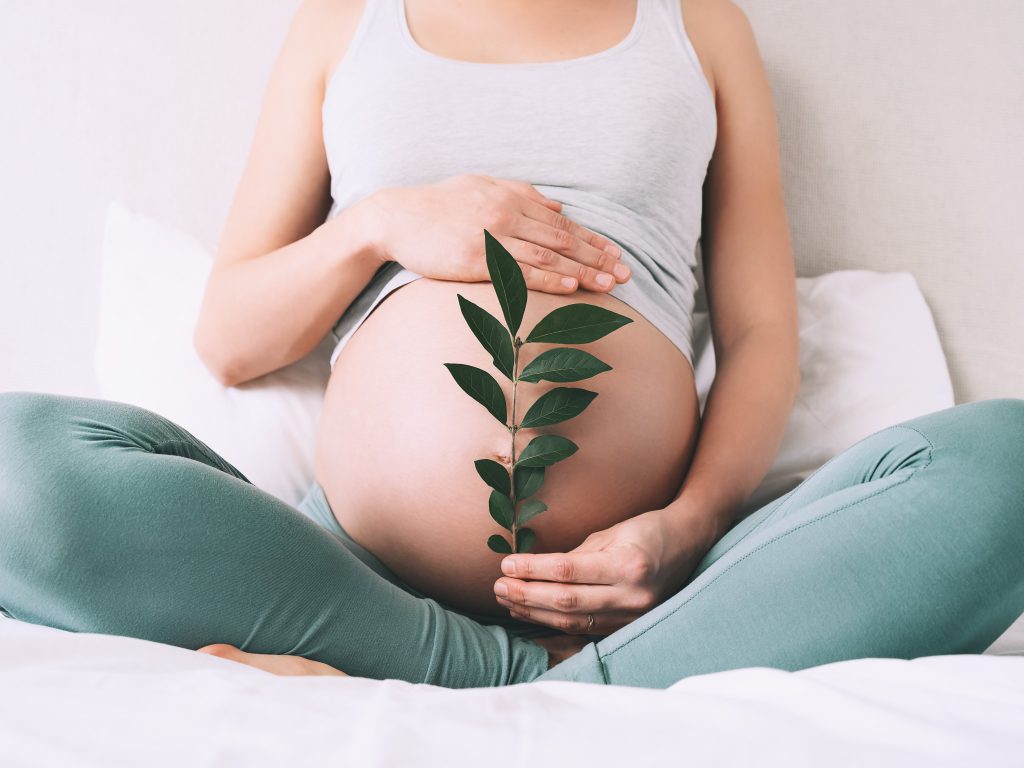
[328,268,696,375]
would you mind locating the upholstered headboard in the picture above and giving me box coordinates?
[695,0,1023,403]
[2,0,1020,402]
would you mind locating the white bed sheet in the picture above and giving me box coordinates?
[2,614,1022,767]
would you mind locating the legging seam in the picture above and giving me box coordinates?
[600,424,935,663]
[698,423,912,572]
[149,439,248,482]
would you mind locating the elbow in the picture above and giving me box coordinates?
[192,322,244,388]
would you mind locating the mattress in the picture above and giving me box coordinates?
[2,613,1022,767]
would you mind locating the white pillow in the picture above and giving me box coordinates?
[691,269,955,521]
[95,202,954,517]
[94,201,332,507]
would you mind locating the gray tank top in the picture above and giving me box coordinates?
[323,0,717,370]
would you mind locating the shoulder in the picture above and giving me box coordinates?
[679,0,763,101]
[289,0,362,27]
[284,0,369,92]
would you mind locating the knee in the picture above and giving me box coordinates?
[0,393,76,583]
[961,398,1024,451]
[0,390,60,421]
[0,391,70,459]
[909,397,1024,457]
[0,391,104,527]
[944,398,1024,508]
[980,397,1024,427]
[896,397,1024,509]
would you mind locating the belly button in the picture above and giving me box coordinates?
[492,449,512,466]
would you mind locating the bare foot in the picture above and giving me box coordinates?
[196,644,349,677]
[528,633,591,669]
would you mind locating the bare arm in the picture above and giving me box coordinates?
[663,0,801,547]
[193,0,385,387]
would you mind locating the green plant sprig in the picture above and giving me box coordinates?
[443,229,633,554]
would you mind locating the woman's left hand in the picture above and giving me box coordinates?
[493,507,715,636]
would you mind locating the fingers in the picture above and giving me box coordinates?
[486,234,582,294]
[496,579,625,613]
[494,234,630,296]
[500,598,638,635]
[486,176,563,211]
[501,550,623,585]
[474,175,632,295]
[516,194,620,258]
[511,222,629,293]
[511,202,631,293]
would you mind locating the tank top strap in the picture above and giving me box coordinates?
[329,0,395,74]
[652,0,709,80]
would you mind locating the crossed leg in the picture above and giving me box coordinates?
[535,397,1024,687]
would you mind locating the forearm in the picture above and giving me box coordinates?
[193,196,387,387]
[662,325,800,549]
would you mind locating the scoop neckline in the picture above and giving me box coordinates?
[396,0,646,69]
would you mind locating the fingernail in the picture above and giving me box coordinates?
[494,582,508,598]
[596,273,613,287]
[561,277,577,288]
[613,263,630,279]
[501,558,517,576]
[604,244,621,258]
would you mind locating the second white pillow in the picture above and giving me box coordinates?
[94,201,332,507]
[691,269,955,521]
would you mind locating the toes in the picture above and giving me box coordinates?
[196,643,241,658]
[195,643,346,677]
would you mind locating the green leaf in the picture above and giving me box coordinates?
[524,304,633,345]
[443,363,507,425]
[488,534,513,554]
[516,527,537,553]
[519,348,613,383]
[474,458,511,496]
[515,434,578,468]
[520,387,598,428]
[457,294,514,381]
[517,499,547,526]
[489,490,514,529]
[484,229,527,338]
[513,464,545,499]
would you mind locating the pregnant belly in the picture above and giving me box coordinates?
[314,276,701,618]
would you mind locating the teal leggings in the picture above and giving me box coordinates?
[1,391,1022,688]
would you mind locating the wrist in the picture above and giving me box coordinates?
[352,187,395,265]
[317,190,393,272]
[656,498,723,555]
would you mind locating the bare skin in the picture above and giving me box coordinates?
[193,0,799,678]
[196,632,584,675]
[197,644,350,676]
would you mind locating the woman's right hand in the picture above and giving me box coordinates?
[362,173,631,294]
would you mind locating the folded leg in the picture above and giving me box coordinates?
[536,398,1024,688]
[0,392,548,687]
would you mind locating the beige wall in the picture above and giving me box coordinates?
[2,0,1021,402]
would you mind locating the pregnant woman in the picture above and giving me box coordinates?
[2,0,1023,688]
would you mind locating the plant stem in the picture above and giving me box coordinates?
[509,336,522,552]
